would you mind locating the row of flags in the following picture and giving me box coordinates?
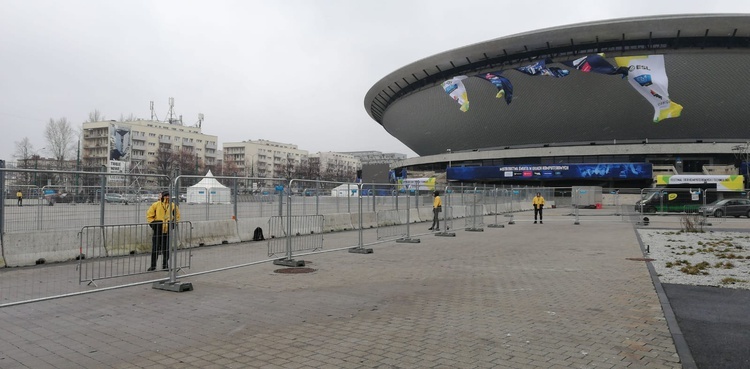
[440,54,683,122]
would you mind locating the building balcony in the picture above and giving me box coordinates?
[206,142,217,149]
[182,140,194,147]
[204,151,217,157]
[132,135,146,142]
[84,132,108,138]
[158,137,172,144]
[131,153,146,160]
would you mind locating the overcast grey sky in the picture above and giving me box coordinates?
[1,0,748,162]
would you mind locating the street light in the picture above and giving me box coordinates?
[246,152,258,193]
[446,149,452,168]
[33,147,46,187]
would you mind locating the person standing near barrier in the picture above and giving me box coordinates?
[429,190,442,231]
[16,190,22,206]
[146,191,181,271]
[533,192,545,224]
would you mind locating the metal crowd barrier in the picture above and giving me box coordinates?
[267,215,324,259]
[78,221,193,285]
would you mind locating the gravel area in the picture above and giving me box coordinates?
[638,229,750,289]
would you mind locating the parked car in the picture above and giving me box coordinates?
[635,189,721,214]
[105,193,129,204]
[699,199,750,218]
[141,193,159,203]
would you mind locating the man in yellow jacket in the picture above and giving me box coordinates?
[532,192,545,224]
[146,191,181,271]
[429,190,442,231]
[16,190,23,206]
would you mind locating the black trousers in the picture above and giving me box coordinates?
[431,208,440,229]
[151,228,170,269]
[17,197,22,206]
[534,206,543,220]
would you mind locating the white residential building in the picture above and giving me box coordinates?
[81,120,219,173]
[310,151,361,178]
[223,139,308,180]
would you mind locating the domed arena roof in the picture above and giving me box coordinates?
[365,14,750,156]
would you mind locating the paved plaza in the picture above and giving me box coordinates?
[0,211,735,368]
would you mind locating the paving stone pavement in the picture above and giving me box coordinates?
[0,215,682,368]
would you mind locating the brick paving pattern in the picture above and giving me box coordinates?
[0,217,681,368]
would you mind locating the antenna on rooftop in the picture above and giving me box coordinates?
[165,97,183,125]
[167,97,175,124]
[197,113,204,128]
[151,101,159,120]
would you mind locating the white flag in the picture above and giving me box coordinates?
[442,76,470,112]
[615,55,683,122]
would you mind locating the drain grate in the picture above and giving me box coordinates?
[626,257,655,262]
[274,267,316,274]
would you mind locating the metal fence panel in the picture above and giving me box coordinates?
[78,222,192,284]
[267,215,323,257]
[376,211,407,240]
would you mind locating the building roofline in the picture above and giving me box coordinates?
[365,14,750,124]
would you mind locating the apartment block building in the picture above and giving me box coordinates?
[309,151,361,177]
[81,120,219,173]
[223,139,308,179]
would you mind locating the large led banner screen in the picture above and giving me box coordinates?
[448,163,652,181]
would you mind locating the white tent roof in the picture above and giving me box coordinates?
[189,170,229,189]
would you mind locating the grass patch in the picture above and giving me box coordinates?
[679,261,711,275]
[721,277,747,285]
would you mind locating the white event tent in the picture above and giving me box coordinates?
[187,170,231,204]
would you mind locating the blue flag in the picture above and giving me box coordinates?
[562,54,628,78]
[515,58,569,78]
[476,71,513,104]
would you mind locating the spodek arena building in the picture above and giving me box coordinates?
[365,14,750,188]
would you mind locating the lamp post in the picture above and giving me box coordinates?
[246,153,258,193]
[446,149,451,169]
[33,147,46,188]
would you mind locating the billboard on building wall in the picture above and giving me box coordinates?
[109,124,132,183]
[109,124,131,161]
[447,163,652,181]
[655,175,744,191]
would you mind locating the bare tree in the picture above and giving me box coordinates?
[174,148,202,185]
[153,145,175,178]
[119,113,138,122]
[282,155,298,180]
[222,158,239,177]
[44,117,75,169]
[294,157,317,180]
[87,109,106,122]
[13,137,35,168]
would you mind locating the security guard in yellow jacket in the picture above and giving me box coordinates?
[532,192,545,224]
[146,191,181,271]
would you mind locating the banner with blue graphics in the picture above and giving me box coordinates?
[515,58,569,78]
[441,76,470,112]
[476,71,514,104]
[614,55,683,123]
[447,163,652,181]
[562,53,628,77]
